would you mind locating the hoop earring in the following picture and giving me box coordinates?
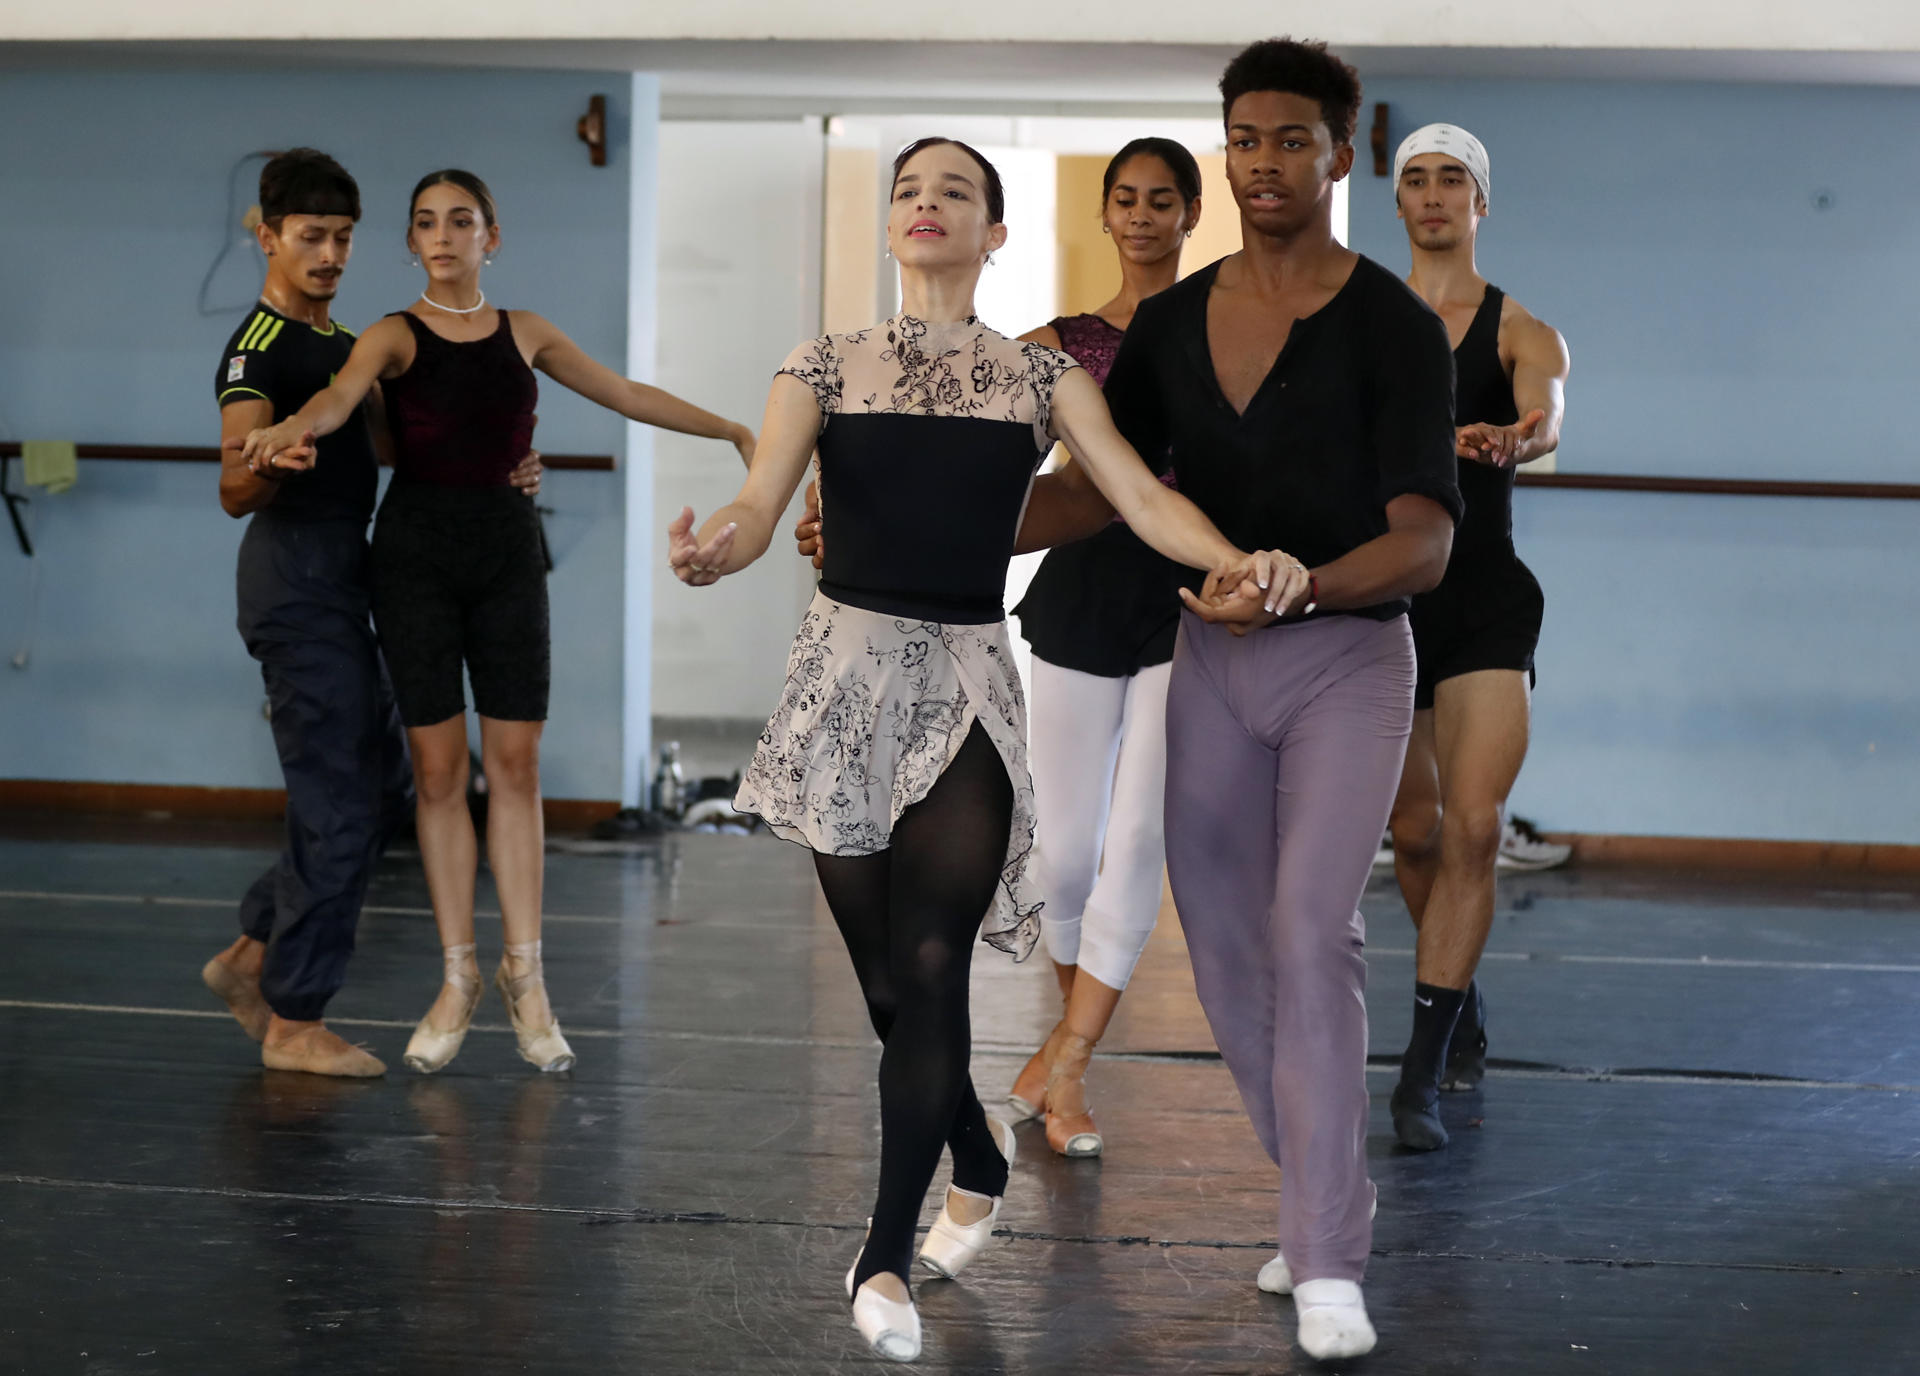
[1185,229,1194,238]
[1101,224,1110,235]
[985,253,996,267]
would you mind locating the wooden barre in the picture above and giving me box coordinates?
[1516,472,1920,500]
[0,442,616,472]
[3,445,1913,498]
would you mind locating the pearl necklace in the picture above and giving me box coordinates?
[419,288,487,315]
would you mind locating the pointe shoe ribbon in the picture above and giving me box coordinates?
[497,940,576,1073]
[1006,1019,1064,1122]
[404,943,482,1074]
[918,1115,1015,1279]
[1043,1031,1102,1158]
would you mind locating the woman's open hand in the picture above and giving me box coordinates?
[667,505,736,586]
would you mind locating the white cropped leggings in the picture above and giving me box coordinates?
[1029,655,1171,991]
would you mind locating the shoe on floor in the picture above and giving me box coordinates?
[920,1115,1016,1279]
[1496,816,1572,871]
[261,1022,386,1078]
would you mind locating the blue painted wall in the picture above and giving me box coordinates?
[0,66,637,799]
[1347,79,1920,842]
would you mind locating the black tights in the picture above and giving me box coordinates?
[814,722,1015,1294]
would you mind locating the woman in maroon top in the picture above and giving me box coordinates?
[245,169,756,1077]
[1002,138,1203,1158]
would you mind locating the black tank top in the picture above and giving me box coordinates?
[382,311,539,488]
[1450,286,1519,564]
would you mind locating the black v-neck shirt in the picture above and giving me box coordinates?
[1102,254,1462,621]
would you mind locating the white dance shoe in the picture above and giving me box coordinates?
[495,940,575,1073]
[1293,1279,1377,1361]
[918,1115,1016,1280]
[845,1223,921,1362]
[403,943,481,1074]
[1256,1184,1377,1296]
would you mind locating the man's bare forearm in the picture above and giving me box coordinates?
[1012,466,1114,554]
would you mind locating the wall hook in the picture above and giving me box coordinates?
[578,94,607,168]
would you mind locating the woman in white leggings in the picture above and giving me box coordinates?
[1002,137,1204,1157]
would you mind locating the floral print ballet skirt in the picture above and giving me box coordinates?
[732,312,1080,960]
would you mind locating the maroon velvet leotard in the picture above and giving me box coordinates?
[382,310,539,487]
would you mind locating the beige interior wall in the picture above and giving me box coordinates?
[1054,153,1240,318]
[822,146,879,335]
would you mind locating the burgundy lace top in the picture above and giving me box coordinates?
[381,310,538,487]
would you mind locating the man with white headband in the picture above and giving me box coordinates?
[1383,122,1572,1152]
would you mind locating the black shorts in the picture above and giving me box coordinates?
[1409,551,1543,711]
[370,482,550,726]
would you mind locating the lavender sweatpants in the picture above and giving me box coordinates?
[1163,610,1415,1284]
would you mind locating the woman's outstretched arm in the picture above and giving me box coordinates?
[519,312,756,467]
[240,317,409,469]
[667,374,819,585]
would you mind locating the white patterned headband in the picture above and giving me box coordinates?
[1393,123,1491,211]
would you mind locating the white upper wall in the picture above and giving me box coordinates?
[11,0,1920,51]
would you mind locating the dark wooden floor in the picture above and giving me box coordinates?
[3,819,1917,1374]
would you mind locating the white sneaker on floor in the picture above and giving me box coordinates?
[1497,816,1572,871]
[1293,1279,1377,1361]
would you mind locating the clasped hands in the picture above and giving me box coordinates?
[232,420,319,479]
[1180,550,1313,636]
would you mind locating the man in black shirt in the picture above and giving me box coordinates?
[201,149,541,1076]
[1055,41,1460,1363]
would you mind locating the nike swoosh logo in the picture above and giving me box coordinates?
[1415,996,1433,1007]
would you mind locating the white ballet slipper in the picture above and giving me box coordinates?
[917,1116,1015,1280]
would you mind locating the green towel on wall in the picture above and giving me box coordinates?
[22,440,78,495]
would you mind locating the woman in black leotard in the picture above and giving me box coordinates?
[245,169,757,1078]
[666,137,1282,1365]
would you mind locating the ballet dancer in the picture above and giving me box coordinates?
[798,137,1208,1159]
[1383,124,1571,1150]
[667,136,1281,1364]
[242,168,755,1076]
[1012,39,1463,1359]
[205,148,541,1077]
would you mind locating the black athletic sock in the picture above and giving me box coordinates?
[1399,982,1468,1095]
